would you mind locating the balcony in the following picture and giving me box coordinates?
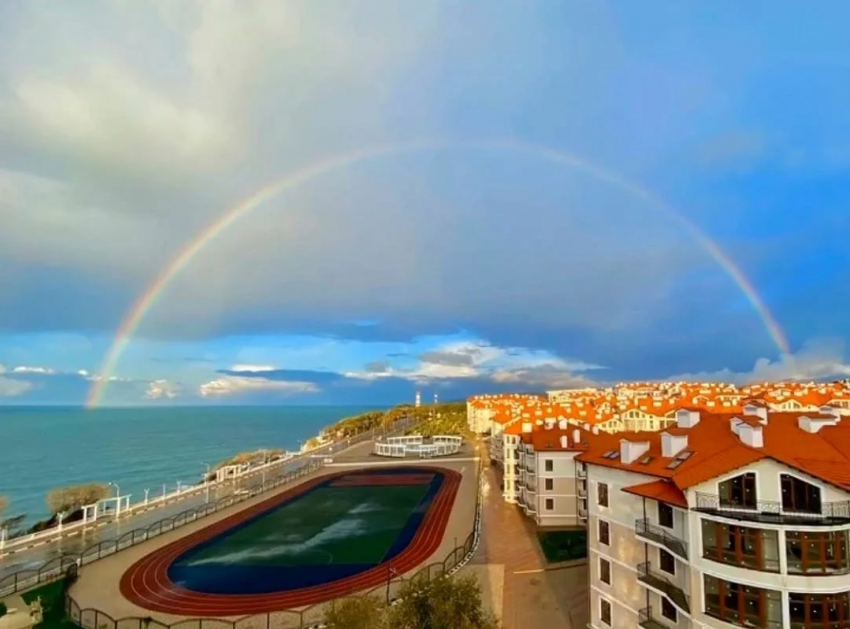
[635,518,688,559]
[637,562,690,613]
[638,607,671,629]
[577,464,587,479]
[578,483,587,498]
[695,493,850,526]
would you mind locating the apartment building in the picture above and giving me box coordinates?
[580,405,850,629]
[517,419,593,527]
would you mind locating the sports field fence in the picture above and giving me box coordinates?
[64,457,483,629]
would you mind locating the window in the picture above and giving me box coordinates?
[598,482,609,507]
[719,472,757,509]
[661,597,677,622]
[545,478,554,491]
[600,599,611,626]
[545,498,554,511]
[544,459,553,472]
[702,519,780,572]
[704,575,781,628]
[786,530,850,574]
[599,558,611,585]
[781,474,822,515]
[659,548,676,575]
[658,502,674,528]
[789,592,850,629]
[598,519,610,545]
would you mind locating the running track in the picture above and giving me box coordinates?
[120,466,461,616]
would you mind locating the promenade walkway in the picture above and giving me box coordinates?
[469,446,588,629]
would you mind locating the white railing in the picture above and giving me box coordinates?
[373,435,462,458]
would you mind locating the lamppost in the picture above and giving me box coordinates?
[108,482,121,517]
[205,464,211,503]
[144,488,150,506]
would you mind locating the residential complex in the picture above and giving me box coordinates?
[468,380,850,629]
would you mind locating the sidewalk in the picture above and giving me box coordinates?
[470,454,588,629]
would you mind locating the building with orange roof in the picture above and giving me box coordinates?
[578,403,850,629]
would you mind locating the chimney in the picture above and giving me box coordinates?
[583,422,591,431]
[558,419,568,429]
[591,426,600,435]
[522,422,532,434]
[544,418,555,430]
[559,434,568,449]
[661,432,688,458]
[620,439,650,464]
[676,409,700,428]
[738,423,764,448]
[572,428,581,445]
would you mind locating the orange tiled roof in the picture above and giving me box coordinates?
[622,479,688,508]
[578,410,850,491]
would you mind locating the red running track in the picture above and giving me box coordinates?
[119,466,461,616]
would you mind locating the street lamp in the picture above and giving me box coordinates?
[205,464,211,503]
[144,488,150,506]
[108,482,121,517]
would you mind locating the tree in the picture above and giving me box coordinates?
[46,483,109,517]
[0,496,7,517]
[325,596,387,629]
[388,575,499,629]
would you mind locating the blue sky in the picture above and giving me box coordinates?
[0,1,848,406]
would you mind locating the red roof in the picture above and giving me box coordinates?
[622,480,688,508]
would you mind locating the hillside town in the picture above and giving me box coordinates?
[469,380,850,629]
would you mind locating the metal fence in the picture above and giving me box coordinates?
[64,457,484,629]
[0,416,419,599]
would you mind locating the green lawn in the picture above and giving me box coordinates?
[179,484,429,567]
[537,529,587,563]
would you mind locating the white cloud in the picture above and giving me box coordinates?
[77,369,90,377]
[199,375,319,398]
[146,379,181,400]
[667,341,850,385]
[230,364,277,373]
[0,376,33,397]
[11,365,55,374]
[346,340,604,388]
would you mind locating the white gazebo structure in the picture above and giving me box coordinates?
[373,435,462,458]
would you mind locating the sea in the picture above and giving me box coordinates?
[0,405,378,526]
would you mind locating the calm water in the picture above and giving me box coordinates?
[0,406,376,525]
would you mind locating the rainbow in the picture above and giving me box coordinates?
[85,139,791,408]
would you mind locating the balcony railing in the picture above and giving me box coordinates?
[637,562,690,613]
[578,483,587,498]
[638,607,671,629]
[705,610,782,629]
[635,518,688,559]
[695,493,850,525]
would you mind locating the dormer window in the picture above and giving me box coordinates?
[719,473,757,509]
[781,474,822,515]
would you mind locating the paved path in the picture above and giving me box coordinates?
[470,447,588,629]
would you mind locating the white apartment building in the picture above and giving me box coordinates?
[467,399,496,434]
[517,419,590,527]
[581,406,850,629]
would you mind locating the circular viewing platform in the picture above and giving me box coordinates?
[373,435,462,458]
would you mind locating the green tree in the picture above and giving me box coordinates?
[325,596,387,629]
[388,575,498,629]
